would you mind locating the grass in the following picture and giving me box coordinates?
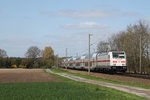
[0,82,146,100]
[51,68,150,89]
[0,69,147,100]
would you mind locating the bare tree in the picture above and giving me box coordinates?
[97,41,109,53]
[25,46,41,58]
[0,49,7,57]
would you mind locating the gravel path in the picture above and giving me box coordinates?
[46,69,150,99]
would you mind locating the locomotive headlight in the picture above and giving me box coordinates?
[113,64,116,66]
[121,61,126,63]
[123,67,126,69]
[113,61,117,63]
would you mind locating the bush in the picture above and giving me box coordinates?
[11,64,17,68]
[19,65,26,68]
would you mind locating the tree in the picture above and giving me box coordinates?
[0,49,7,57]
[42,46,54,68]
[25,46,41,58]
[97,41,109,53]
[42,46,54,59]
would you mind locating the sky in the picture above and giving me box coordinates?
[0,0,150,57]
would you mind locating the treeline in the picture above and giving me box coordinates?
[97,20,150,74]
[0,46,58,68]
[0,57,54,68]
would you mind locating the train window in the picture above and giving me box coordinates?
[90,62,92,66]
[119,56,125,58]
[113,53,118,58]
[113,52,125,58]
[76,63,80,66]
[85,62,88,66]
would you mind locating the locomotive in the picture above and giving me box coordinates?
[62,51,127,73]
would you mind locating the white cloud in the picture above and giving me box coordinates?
[63,22,109,29]
[54,10,109,18]
[42,10,136,18]
[42,10,108,18]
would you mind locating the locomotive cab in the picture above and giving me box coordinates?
[110,51,127,72]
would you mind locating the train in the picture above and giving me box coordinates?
[62,51,127,73]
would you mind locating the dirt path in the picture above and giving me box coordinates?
[46,69,150,99]
[0,69,59,83]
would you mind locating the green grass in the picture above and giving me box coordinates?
[0,82,146,100]
[52,68,150,89]
[0,69,147,100]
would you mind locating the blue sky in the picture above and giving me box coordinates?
[0,0,150,57]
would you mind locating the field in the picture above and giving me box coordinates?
[0,69,146,100]
[0,69,59,83]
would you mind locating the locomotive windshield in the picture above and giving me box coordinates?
[113,52,125,58]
